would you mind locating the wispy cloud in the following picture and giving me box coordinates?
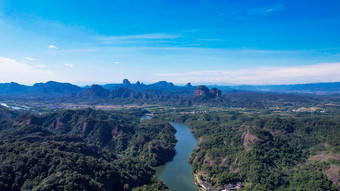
[24,57,35,61]
[0,57,53,84]
[49,45,58,49]
[197,38,226,42]
[249,4,283,16]
[114,61,120,64]
[153,63,340,85]
[64,64,75,67]
[101,33,180,41]
[60,46,300,55]
[99,33,180,44]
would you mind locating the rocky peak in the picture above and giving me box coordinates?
[194,86,222,98]
[209,88,222,98]
[194,85,210,96]
[123,79,131,86]
[186,82,193,88]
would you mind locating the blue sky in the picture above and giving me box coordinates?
[0,0,340,85]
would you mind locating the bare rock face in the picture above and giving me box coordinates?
[81,120,95,134]
[209,88,222,98]
[111,126,120,139]
[52,118,65,130]
[194,85,210,96]
[194,85,222,98]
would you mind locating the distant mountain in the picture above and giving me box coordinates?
[122,78,131,86]
[233,82,340,93]
[149,81,176,89]
[209,88,222,98]
[31,81,82,96]
[288,82,340,92]
[79,85,110,98]
[102,80,179,92]
[194,85,222,98]
[102,79,145,91]
[0,82,30,95]
[1,80,340,99]
[109,87,141,99]
[101,83,120,91]
[194,85,210,96]
[0,81,82,97]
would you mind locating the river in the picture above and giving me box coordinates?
[155,122,198,191]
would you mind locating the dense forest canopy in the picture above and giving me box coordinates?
[159,109,340,190]
[0,107,175,190]
[0,87,339,190]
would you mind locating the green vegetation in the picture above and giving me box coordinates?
[1,88,340,190]
[0,107,176,190]
[161,110,339,190]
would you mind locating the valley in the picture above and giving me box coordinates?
[0,81,339,190]
[2,1,340,190]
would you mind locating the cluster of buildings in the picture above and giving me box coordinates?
[221,182,245,191]
[200,182,245,191]
[179,110,209,114]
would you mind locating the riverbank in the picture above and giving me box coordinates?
[155,122,198,191]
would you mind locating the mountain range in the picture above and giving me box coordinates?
[1,79,340,99]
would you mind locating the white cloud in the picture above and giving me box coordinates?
[24,57,35,61]
[114,61,120,64]
[153,63,340,85]
[49,45,58,49]
[0,57,53,84]
[249,4,283,15]
[64,64,75,67]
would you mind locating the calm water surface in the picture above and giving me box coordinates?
[155,122,198,191]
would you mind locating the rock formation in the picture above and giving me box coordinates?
[194,85,210,96]
[209,88,222,98]
[194,85,222,98]
[123,79,131,86]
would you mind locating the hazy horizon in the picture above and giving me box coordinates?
[2,79,340,87]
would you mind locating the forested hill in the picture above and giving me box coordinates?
[161,111,340,190]
[0,107,176,191]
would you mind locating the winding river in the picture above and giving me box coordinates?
[155,122,198,191]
